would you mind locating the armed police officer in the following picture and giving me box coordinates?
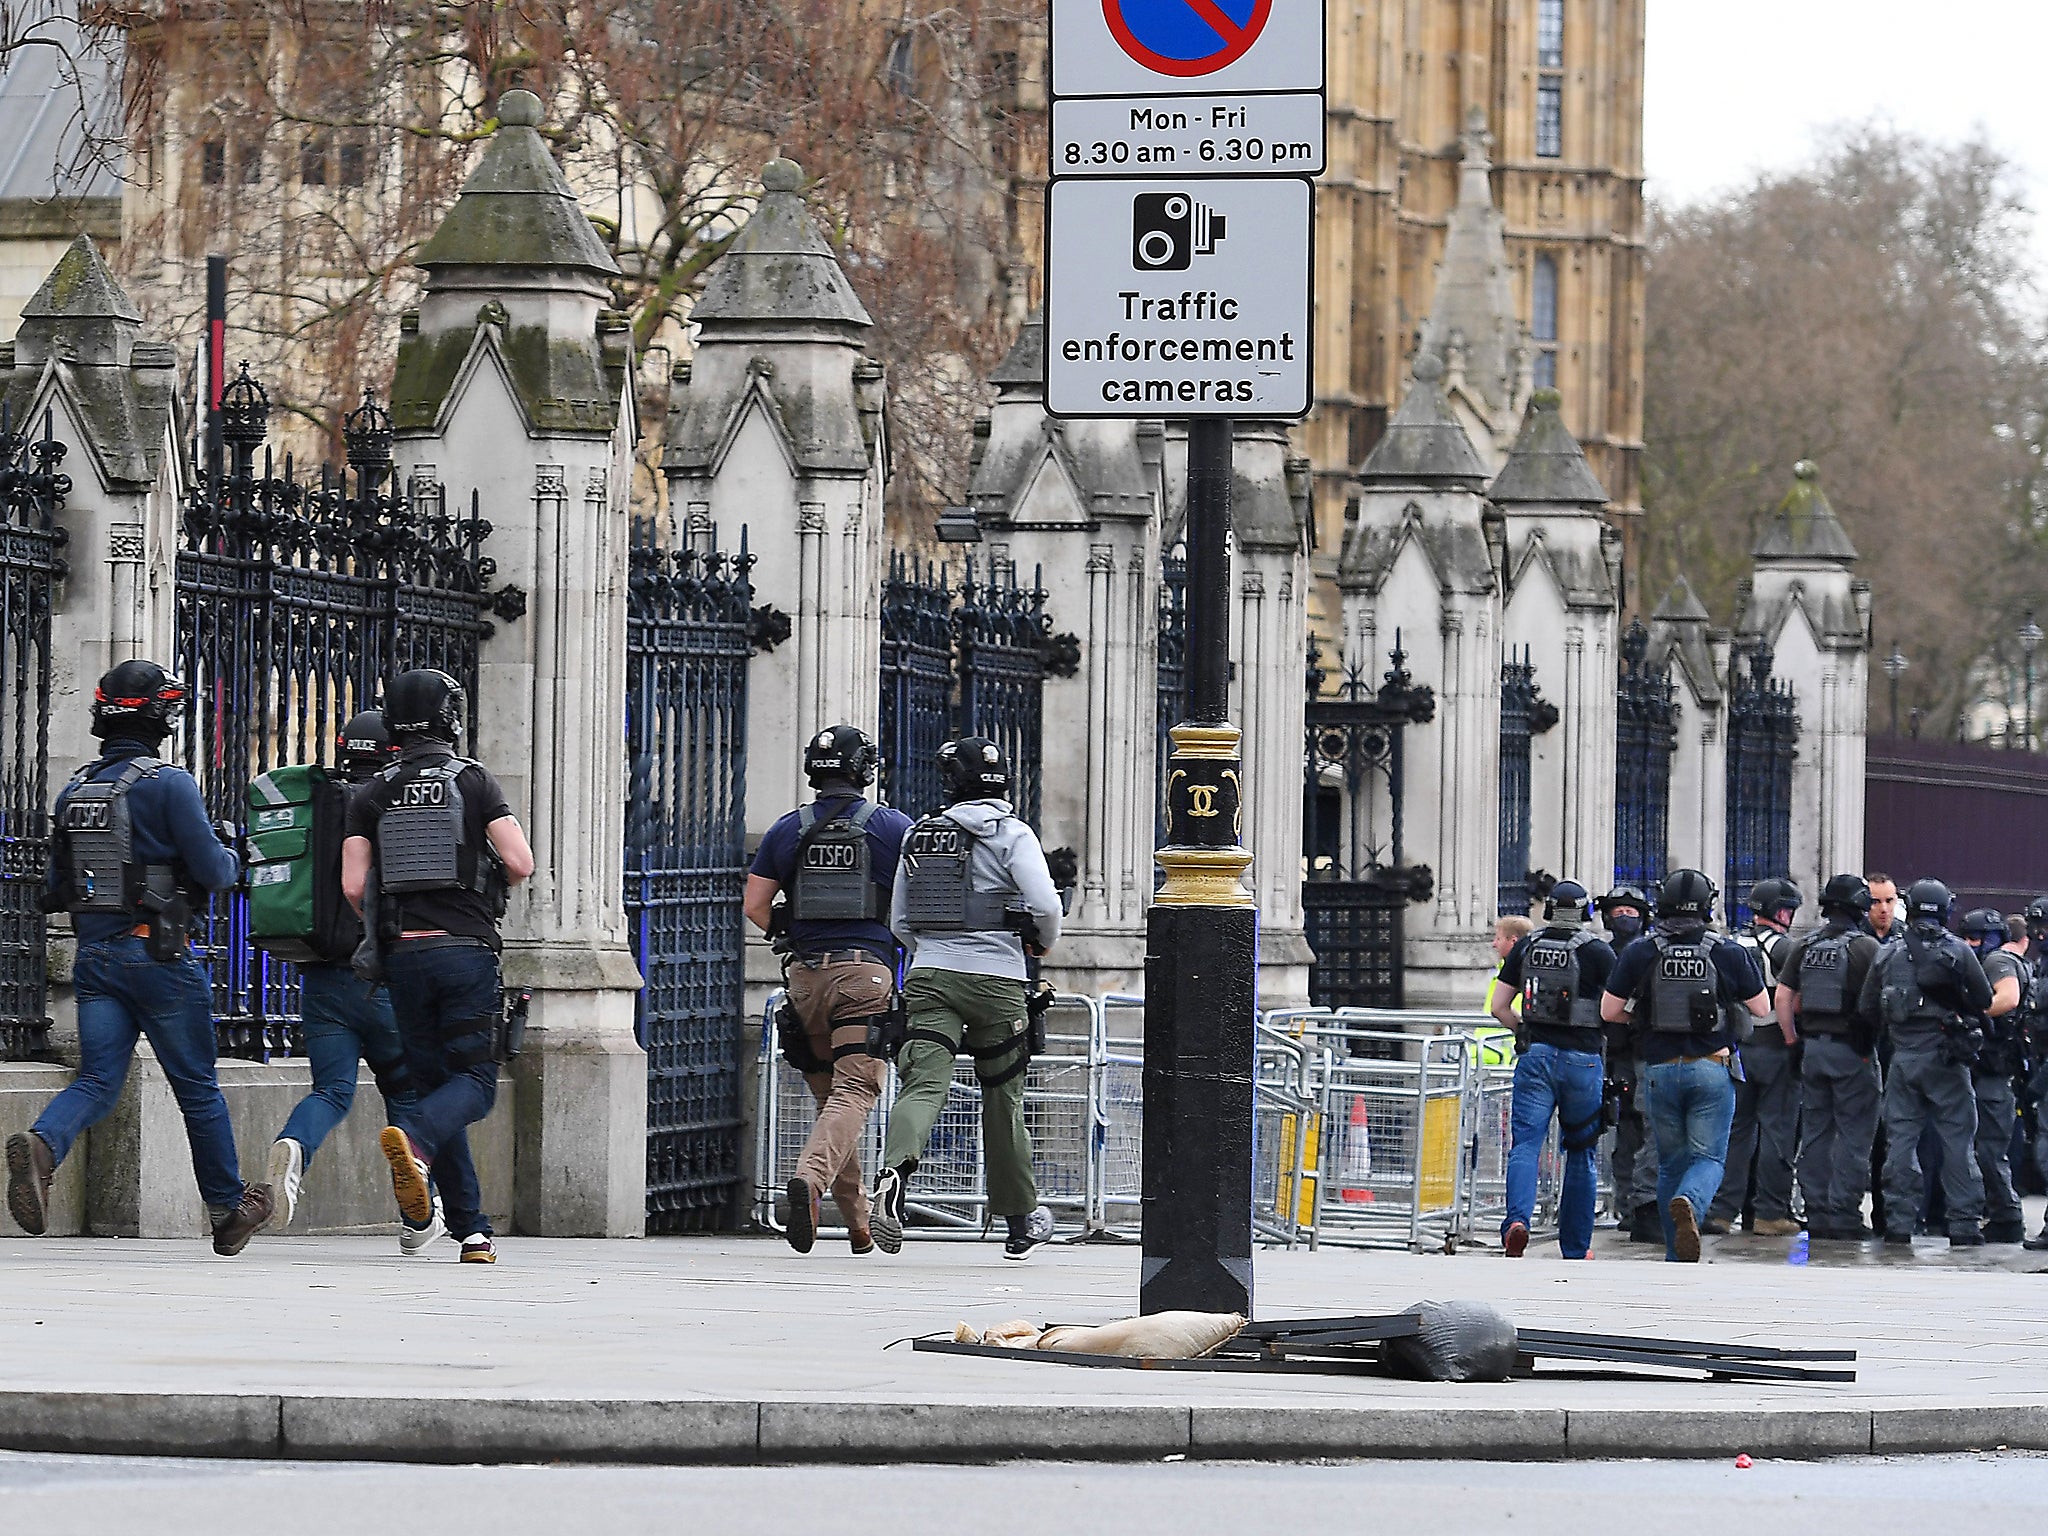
[875,737,1063,1260]
[1601,869,1771,1262]
[1708,878,1805,1236]
[2021,896,2048,1246]
[744,725,911,1255]
[5,661,272,1252]
[1488,880,1614,1259]
[1780,875,1883,1241]
[342,669,533,1264]
[259,711,426,1245]
[1959,909,2028,1243]
[1856,879,1992,1248]
[1597,885,1662,1242]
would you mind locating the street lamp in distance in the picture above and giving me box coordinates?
[1882,644,1909,737]
[2018,611,2042,751]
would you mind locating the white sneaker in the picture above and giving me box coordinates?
[266,1139,305,1230]
[459,1233,497,1264]
[398,1194,446,1257]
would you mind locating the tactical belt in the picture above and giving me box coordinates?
[390,934,492,952]
[790,948,891,969]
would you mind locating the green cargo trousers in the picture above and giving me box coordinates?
[881,969,1037,1218]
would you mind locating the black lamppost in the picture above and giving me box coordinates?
[1883,645,1908,737]
[2019,611,2041,750]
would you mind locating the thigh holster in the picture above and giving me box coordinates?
[441,1010,498,1071]
[970,1030,1031,1089]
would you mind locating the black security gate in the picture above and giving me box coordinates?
[625,524,753,1233]
[0,412,68,1062]
[1302,639,1436,1009]
[1724,642,1797,925]
[1496,649,1556,916]
[1614,620,1678,891]
[876,556,1056,823]
[176,370,517,1058]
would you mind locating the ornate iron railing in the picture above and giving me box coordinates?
[1724,641,1798,926]
[1613,620,1679,891]
[626,521,753,1234]
[1496,648,1557,916]
[876,555,954,819]
[0,410,67,1061]
[175,369,517,1058]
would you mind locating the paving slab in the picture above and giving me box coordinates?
[0,1226,2043,1464]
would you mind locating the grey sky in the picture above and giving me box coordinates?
[1644,0,2048,275]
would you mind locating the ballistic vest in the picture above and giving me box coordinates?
[1522,929,1602,1027]
[898,813,1011,933]
[59,757,174,916]
[374,757,488,897]
[1797,929,1855,1016]
[1647,933,1720,1035]
[788,800,882,923]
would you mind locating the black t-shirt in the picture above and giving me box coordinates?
[1497,928,1616,1052]
[347,745,515,948]
[1775,923,1881,1036]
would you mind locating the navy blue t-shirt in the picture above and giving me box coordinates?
[750,793,912,962]
[50,737,240,947]
[1605,926,1767,1064]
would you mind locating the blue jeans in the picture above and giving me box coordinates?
[1646,1056,1738,1260]
[277,965,415,1165]
[34,936,244,1210]
[383,940,500,1240]
[1503,1042,1604,1258]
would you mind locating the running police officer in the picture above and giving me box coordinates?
[744,725,911,1255]
[1488,880,1614,1259]
[1601,869,1771,1262]
[1597,885,1661,1242]
[5,661,272,1251]
[1708,878,1805,1236]
[1780,875,1883,1241]
[875,737,1063,1260]
[1856,878,1993,1248]
[262,711,426,1246]
[1959,910,2028,1243]
[342,669,533,1264]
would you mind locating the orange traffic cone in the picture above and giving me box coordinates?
[1338,1095,1373,1203]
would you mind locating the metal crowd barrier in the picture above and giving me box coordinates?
[754,994,1592,1252]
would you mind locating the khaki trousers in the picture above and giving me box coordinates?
[786,954,892,1224]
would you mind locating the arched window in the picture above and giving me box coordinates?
[1536,0,1564,158]
[1532,254,1559,389]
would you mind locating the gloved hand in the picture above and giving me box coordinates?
[214,819,238,848]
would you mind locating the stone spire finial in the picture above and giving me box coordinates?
[1417,107,1521,418]
[1489,387,1608,508]
[988,309,1044,393]
[15,233,142,368]
[1752,459,1859,564]
[1356,350,1489,487]
[689,158,873,335]
[413,91,620,276]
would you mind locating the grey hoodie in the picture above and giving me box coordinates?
[889,798,1062,980]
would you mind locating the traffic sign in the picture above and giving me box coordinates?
[1052,91,1323,176]
[1051,0,1323,100]
[1043,177,1312,419]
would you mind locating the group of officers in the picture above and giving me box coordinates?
[1490,863,2048,1260]
[4,659,533,1260]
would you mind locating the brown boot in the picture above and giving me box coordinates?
[786,1177,819,1254]
[210,1184,274,1255]
[5,1131,54,1235]
[848,1218,875,1256]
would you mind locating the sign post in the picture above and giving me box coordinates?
[1045,0,1322,1318]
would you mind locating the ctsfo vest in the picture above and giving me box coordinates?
[58,757,175,915]
[1646,932,1721,1035]
[1797,929,1856,1021]
[788,800,882,923]
[1521,928,1603,1029]
[899,813,1011,933]
[374,757,493,900]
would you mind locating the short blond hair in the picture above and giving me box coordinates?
[1494,915,1534,942]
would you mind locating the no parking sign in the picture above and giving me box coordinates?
[1052,0,1323,99]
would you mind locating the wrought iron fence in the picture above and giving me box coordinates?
[876,555,953,819]
[0,410,68,1061]
[956,561,1050,828]
[1613,620,1678,891]
[1496,648,1556,916]
[1724,642,1798,926]
[175,369,516,1058]
[626,522,753,1233]
[1156,544,1187,850]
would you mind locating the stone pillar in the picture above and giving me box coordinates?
[1649,578,1730,884]
[964,313,1157,996]
[1341,355,1503,1007]
[1492,388,1623,895]
[391,90,643,1236]
[662,159,887,1011]
[1228,423,1312,1006]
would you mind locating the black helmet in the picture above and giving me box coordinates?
[1544,879,1592,925]
[1748,877,1802,924]
[1818,873,1873,917]
[937,736,1009,802]
[1658,867,1718,922]
[384,668,465,746]
[336,709,396,776]
[1904,878,1954,926]
[2026,895,2048,930]
[803,724,878,789]
[1959,907,2008,946]
[91,659,188,743]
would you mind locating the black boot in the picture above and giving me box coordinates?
[1628,1203,1662,1243]
[1982,1219,2027,1245]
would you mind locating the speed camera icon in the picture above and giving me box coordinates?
[1132,192,1227,271]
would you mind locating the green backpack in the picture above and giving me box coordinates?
[246,764,356,964]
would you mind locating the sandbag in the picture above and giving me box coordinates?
[1035,1311,1246,1359]
[953,1319,1043,1348]
[1380,1299,1518,1383]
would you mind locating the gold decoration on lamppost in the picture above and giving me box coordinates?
[1154,721,1254,908]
